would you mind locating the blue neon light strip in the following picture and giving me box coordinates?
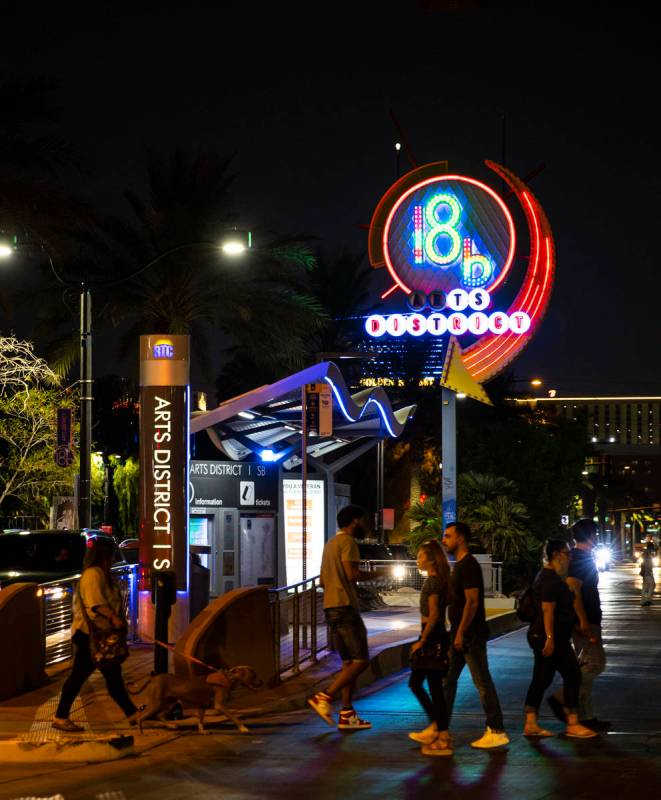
[324,376,397,437]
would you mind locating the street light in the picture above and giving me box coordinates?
[2,230,251,528]
[0,233,15,258]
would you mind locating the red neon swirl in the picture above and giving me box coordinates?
[465,192,540,373]
[463,175,554,381]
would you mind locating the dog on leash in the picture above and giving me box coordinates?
[128,665,262,734]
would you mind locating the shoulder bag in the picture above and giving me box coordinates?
[77,582,129,669]
[410,641,449,674]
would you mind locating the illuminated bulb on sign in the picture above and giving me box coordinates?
[446,289,469,311]
[406,314,427,336]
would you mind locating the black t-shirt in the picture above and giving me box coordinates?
[420,575,448,617]
[529,567,577,642]
[420,575,449,644]
[449,553,489,639]
[568,548,602,624]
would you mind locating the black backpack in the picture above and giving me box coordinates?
[515,585,537,623]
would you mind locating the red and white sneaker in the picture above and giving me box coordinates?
[337,709,372,730]
[308,692,334,726]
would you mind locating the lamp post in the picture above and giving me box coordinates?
[3,230,251,529]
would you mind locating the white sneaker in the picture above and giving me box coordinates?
[408,722,438,744]
[307,692,334,726]
[470,727,510,749]
[337,710,372,730]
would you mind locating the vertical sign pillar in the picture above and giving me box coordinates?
[441,388,457,530]
[138,335,190,644]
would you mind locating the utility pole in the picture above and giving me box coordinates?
[441,388,457,530]
[79,287,92,529]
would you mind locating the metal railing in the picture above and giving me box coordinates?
[269,576,328,679]
[359,559,504,597]
[39,564,139,666]
[267,558,505,680]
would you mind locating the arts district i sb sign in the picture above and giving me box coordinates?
[366,160,556,384]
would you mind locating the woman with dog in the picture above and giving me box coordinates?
[408,539,453,756]
[52,536,138,732]
[523,539,597,739]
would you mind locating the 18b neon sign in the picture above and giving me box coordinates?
[413,193,494,288]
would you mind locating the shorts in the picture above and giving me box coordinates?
[324,606,369,662]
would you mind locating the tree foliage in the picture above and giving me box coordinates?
[406,495,443,554]
[0,337,78,522]
[113,456,139,537]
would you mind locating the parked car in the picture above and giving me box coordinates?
[388,543,412,561]
[118,538,140,564]
[358,541,393,561]
[0,530,122,589]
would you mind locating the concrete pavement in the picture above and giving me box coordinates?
[1,565,659,799]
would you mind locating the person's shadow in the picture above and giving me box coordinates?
[403,748,508,800]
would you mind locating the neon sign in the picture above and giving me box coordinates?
[153,339,175,359]
[367,161,555,382]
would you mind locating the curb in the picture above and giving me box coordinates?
[245,610,524,718]
[0,734,134,763]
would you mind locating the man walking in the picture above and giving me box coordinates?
[442,522,510,749]
[550,517,609,731]
[308,504,378,730]
[640,542,656,606]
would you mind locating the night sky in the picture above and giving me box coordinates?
[1,2,658,395]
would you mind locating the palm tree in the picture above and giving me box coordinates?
[307,249,374,356]
[407,495,443,554]
[25,145,326,379]
[469,495,531,562]
[457,471,518,514]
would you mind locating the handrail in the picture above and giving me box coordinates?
[269,574,321,594]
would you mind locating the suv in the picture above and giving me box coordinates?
[0,530,121,589]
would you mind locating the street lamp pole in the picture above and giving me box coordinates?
[4,231,251,532]
[79,286,92,529]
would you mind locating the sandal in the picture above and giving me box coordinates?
[566,724,598,739]
[421,735,454,757]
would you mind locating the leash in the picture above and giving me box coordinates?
[140,633,218,673]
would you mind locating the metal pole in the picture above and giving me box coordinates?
[376,440,385,542]
[79,287,92,529]
[301,386,308,581]
[441,388,457,531]
[311,577,318,662]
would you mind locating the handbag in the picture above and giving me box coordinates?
[78,584,129,669]
[410,641,449,674]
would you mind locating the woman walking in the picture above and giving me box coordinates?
[408,540,453,756]
[523,539,597,739]
[52,536,138,732]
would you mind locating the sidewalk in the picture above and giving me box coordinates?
[0,603,521,766]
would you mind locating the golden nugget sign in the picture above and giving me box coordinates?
[139,335,190,589]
